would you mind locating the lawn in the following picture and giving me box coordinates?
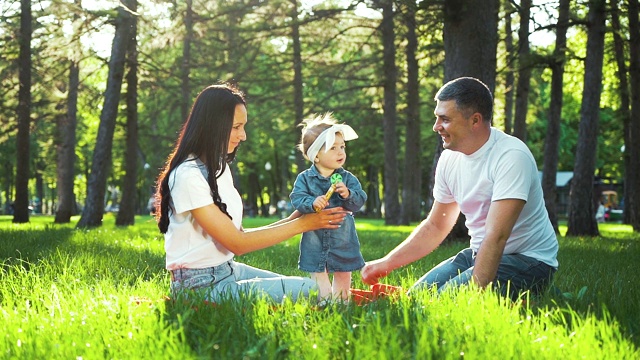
[0,214,638,359]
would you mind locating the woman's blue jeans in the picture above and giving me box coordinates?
[170,260,317,303]
[410,248,556,300]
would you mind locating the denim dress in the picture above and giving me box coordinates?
[290,166,367,273]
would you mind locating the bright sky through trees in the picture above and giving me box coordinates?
[76,0,557,58]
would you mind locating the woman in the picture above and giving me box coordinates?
[155,84,347,303]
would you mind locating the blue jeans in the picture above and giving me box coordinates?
[170,260,318,303]
[410,248,556,299]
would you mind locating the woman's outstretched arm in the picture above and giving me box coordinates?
[191,205,348,256]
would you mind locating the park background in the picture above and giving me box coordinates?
[1,0,638,235]
[1,0,640,358]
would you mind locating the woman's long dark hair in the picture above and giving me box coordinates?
[155,84,246,233]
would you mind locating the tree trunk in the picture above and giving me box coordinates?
[401,1,421,224]
[366,164,381,218]
[379,0,401,225]
[512,0,532,142]
[116,0,139,226]
[437,0,499,240]
[13,0,32,224]
[566,0,607,237]
[180,0,193,123]
[34,169,43,214]
[291,0,306,172]
[3,162,14,215]
[504,5,515,134]
[442,0,498,92]
[542,0,570,234]
[246,168,260,218]
[610,0,631,225]
[55,60,79,223]
[627,0,640,231]
[76,2,135,228]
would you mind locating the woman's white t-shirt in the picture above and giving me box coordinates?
[434,128,558,268]
[164,158,243,270]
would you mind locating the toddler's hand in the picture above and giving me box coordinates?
[334,182,350,198]
[313,195,328,212]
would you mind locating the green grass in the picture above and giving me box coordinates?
[1,214,638,359]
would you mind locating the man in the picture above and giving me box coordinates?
[361,77,558,299]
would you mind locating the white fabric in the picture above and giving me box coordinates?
[165,157,242,270]
[434,128,558,268]
[306,124,358,162]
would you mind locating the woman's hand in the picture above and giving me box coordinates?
[301,207,349,230]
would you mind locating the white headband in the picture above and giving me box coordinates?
[306,124,358,162]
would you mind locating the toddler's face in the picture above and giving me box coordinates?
[316,133,346,172]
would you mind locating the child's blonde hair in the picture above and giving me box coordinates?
[298,112,339,161]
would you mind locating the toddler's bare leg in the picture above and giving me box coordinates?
[311,272,332,299]
[332,272,352,301]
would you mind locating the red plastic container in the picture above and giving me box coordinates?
[350,283,404,305]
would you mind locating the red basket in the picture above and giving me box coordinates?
[350,283,403,305]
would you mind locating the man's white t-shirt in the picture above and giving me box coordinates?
[434,128,558,268]
[164,158,243,270]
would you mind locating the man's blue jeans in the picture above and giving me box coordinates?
[410,248,556,300]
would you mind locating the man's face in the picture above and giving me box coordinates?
[433,100,476,154]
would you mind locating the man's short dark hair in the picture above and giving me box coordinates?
[435,77,493,123]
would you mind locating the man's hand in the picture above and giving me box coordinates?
[361,259,390,285]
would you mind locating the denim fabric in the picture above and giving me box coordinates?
[409,248,556,300]
[290,166,367,214]
[290,165,366,273]
[170,260,317,303]
[297,214,365,272]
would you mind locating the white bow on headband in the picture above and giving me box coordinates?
[306,124,358,162]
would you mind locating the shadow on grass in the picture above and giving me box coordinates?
[0,220,165,285]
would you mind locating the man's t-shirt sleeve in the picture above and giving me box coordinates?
[491,149,533,202]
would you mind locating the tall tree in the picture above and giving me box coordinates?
[504,3,515,134]
[13,0,32,223]
[54,0,82,224]
[610,0,631,225]
[291,0,306,172]
[627,0,640,231]
[542,0,570,234]
[77,1,136,228]
[180,0,193,123]
[401,0,421,223]
[378,0,401,225]
[116,0,138,226]
[441,0,498,91]
[512,0,532,142]
[54,59,79,223]
[567,0,607,236]
[434,0,499,239]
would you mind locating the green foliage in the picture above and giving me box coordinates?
[0,216,639,358]
[0,0,634,222]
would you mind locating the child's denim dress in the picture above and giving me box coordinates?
[290,166,367,273]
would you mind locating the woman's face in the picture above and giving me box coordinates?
[228,104,247,154]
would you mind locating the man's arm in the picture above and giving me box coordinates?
[361,201,460,284]
[472,198,525,288]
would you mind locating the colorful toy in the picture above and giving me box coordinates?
[315,173,343,212]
